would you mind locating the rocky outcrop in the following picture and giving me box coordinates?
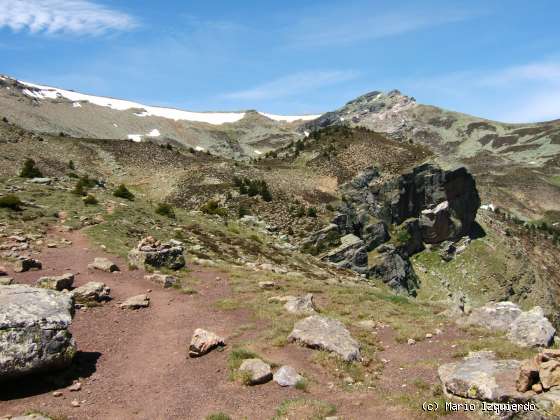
[0,285,76,380]
[189,329,225,357]
[128,237,185,270]
[463,302,555,348]
[303,163,481,296]
[288,315,360,361]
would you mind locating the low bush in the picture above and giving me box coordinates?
[0,194,23,210]
[113,184,135,200]
[19,159,43,178]
[155,202,175,218]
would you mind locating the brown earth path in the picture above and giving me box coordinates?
[0,230,470,420]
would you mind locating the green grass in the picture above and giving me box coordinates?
[205,413,231,420]
[273,398,336,420]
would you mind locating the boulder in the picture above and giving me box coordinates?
[438,351,527,402]
[120,294,150,309]
[0,285,76,380]
[239,358,272,385]
[361,221,389,251]
[188,328,225,357]
[539,360,560,390]
[273,365,303,387]
[507,307,555,348]
[283,294,316,315]
[71,282,111,305]
[88,257,119,273]
[322,234,368,274]
[37,273,74,291]
[0,276,14,285]
[13,257,42,273]
[258,281,276,290]
[464,301,523,331]
[288,315,361,362]
[369,251,418,296]
[302,223,341,255]
[128,237,185,270]
[0,266,7,276]
[419,201,453,244]
[144,273,177,288]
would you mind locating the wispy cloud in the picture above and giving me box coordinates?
[287,7,476,47]
[0,0,138,36]
[223,70,358,101]
[404,59,560,122]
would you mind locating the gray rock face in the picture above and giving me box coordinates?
[128,237,185,270]
[465,301,523,331]
[370,250,418,296]
[71,282,111,305]
[239,358,272,385]
[322,234,368,274]
[87,257,119,272]
[288,315,361,362]
[120,294,150,309]
[144,273,177,288]
[13,257,42,273]
[438,351,527,402]
[189,328,225,357]
[273,365,303,387]
[0,285,76,380]
[301,223,341,255]
[283,294,316,315]
[36,273,74,291]
[507,307,555,348]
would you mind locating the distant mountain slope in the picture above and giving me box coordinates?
[0,75,319,158]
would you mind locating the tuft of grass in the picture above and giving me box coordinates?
[82,194,98,205]
[206,413,231,420]
[19,158,43,178]
[295,378,309,392]
[227,347,262,382]
[155,202,175,218]
[273,398,336,420]
[0,194,23,210]
[113,184,135,200]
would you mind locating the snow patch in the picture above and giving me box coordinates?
[72,102,82,108]
[258,112,321,122]
[146,129,160,137]
[128,134,142,142]
[481,203,496,212]
[19,80,246,125]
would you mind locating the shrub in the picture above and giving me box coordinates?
[68,160,75,170]
[2,117,7,123]
[155,203,175,218]
[237,178,272,201]
[206,414,231,420]
[82,194,98,205]
[306,207,318,218]
[72,175,98,196]
[201,200,228,217]
[238,205,250,219]
[0,194,23,210]
[19,159,43,178]
[113,184,135,200]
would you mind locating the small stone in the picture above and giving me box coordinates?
[0,276,14,285]
[71,399,80,407]
[68,382,82,392]
[37,273,74,291]
[144,273,177,288]
[53,391,63,397]
[239,358,272,385]
[407,338,416,345]
[284,294,316,315]
[0,266,7,276]
[539,360,560,390]
[215,276,221,281]
[13,257,42,273]
[532,383,543,393]
[273,365,303,387]
[259,281,276,290]
[425,333,433,339]
[120,294,150,309]
[189,328,225,357]
[435,328,443,335]
[47,243,57,248]
[356,320,377,330]
[88,257,119,273]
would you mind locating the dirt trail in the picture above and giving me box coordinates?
[0,230,466,419]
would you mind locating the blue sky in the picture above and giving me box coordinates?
[1,0,559,122]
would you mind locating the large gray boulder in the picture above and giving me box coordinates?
[128,237,185,270]
[438,351,527,402]
[0,285,76,380]
[288,315,360,362]
[507,307,555,348]
[120,294,150,310]
[464,301,523,331]
[189,328,225,357]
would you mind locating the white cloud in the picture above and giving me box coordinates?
[223,70,358,101]
[0,0,137,36]
[288,7,476,47]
